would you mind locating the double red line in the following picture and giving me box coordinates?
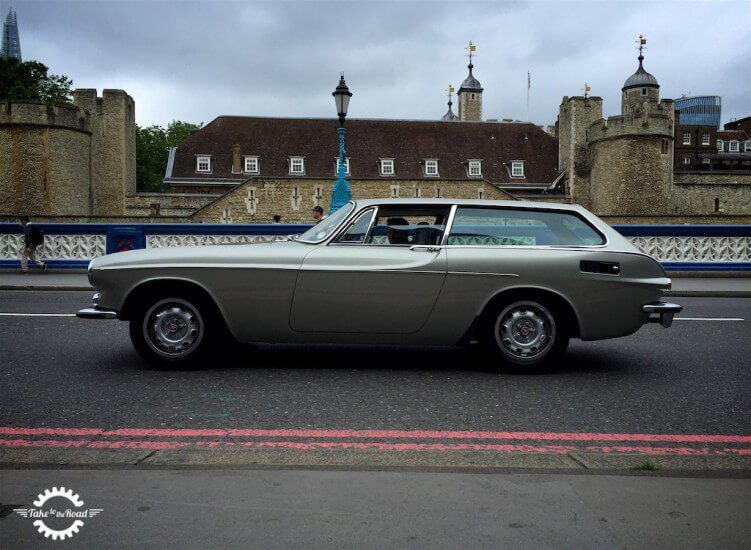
[1,427,750,456]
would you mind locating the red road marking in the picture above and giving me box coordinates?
[0,426,749,444]
[1,438,750,456]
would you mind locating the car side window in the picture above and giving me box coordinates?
[337,208,376,243]
[447,207,605,246]
[338,206,450,246]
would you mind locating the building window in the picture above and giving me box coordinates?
[390,184,399,198]
[335,157,351,176]
[717,140,724,152]
[683,157,691,165]
[424,159,439,177]
[244,156,259,174]
[511,161,525,178]
[413,187,421,198]
[435,187,442,198]
[196,156,211,173]
[729,141,739,152]
[468,160,482,177]
[661,139,668,154]
[641,88,647,96]
[745,141,751,152]
[682,132,691,145]
[701,133,710,146]
[714,198,720,212]
[380,159,395,176]
[477,188,484,199]
[702,158,711,165]
[289,156,305,175]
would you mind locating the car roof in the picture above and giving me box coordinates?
[352,198,586,212]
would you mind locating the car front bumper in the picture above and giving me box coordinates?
[76,292,118,320]
[643,302,682,328]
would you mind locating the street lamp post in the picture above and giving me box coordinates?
[330,74,353,214]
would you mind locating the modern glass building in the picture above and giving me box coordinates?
[675,96,722,128]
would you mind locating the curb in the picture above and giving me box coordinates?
[0,285,92,291]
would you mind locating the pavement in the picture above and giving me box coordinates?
[0,291,749,472]
[1,270,750,296]
[1,469,749,549]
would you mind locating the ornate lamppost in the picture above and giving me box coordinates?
[330,74,353,213]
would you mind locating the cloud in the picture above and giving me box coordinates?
[9,0,751,126]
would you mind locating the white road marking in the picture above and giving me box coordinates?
[0,313,76,317]
[674,317,744,322]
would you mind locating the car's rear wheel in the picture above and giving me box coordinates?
[482,299,569,373]
[129,294,217,367]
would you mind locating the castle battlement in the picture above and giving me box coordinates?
[587,111,673,144]
[0,100,90,134]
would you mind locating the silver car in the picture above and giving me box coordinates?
[78,199,681,371]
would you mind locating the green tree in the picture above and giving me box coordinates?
[0,58,72,104]
[136,120,201,192]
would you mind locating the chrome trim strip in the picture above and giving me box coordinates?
[76,307,117,320]
[440,204,458,246]
[98,264,300,271]
[447,271,519,277]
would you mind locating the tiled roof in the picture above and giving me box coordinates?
[717,130,749,141]
[169,116,560,184]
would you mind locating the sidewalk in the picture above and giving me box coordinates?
[0,270,749,296]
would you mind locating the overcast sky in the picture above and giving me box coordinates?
[7,0,751,127]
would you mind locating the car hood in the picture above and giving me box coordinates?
[89,240,312,271]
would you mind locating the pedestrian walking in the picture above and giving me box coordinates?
[312,205,327,223]
[19,216,48,273]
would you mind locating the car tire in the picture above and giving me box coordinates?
[481,299,569,373]
[129,292,220,368]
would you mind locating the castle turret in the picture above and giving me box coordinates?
[621,35,660,115]
[458,42,483,122]
[441,84,459,121]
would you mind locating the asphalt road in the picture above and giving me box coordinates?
[0,291,749,435]
[2,469,749,549]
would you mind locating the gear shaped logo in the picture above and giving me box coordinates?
[13,486,103,541]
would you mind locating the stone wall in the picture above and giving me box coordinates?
[190,178,513,223]
[0,101,92,216]
[124,192,218,217]
[672,172,751,216]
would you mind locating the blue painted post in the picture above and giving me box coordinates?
[329,126,351,214]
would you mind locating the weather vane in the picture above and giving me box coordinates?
[466,41,477,64]
[636,34,647,58]
[583,82,591,99]
[446,84,455,101]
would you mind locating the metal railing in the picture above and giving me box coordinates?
[1,222,749,271]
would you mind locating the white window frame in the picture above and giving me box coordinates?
[511,161,525,178]
[335,157,351,176]
[380,159,395,176]
[289,156,305,175]
[682,132,691,146]
[701,133,710,146]
[243,156,259,174]
[716,139,724,152]
[424,159,439,177]
[702,158,711,165]
[468,160,482,177]
[729,140,740,152]
[683,157,691,165]
[196,155,211,173]
[745,140,751,152]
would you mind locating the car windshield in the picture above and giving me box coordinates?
[297,202,355,243]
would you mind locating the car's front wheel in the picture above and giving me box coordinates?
[129,294,217,367]
[482,299,569,373]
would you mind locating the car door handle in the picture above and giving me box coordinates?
[410,245,442,252]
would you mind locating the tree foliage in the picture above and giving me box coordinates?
[0,58,72,104]
[136,121,201,192]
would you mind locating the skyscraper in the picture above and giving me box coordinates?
[1,8,22,61]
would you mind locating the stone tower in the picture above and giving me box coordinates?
[1,7,21,61]
[621,35,660,116]
[458,42,482,122]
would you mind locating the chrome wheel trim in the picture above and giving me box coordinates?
[494,301,556,362]
[142,298,203,359]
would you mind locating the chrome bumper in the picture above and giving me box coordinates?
[76,292,117,320]
[643,302,682,328]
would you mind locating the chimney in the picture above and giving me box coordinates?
[232,144,242,173]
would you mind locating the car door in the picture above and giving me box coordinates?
[290,205,450,334]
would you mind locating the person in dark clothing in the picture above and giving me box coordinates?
[19,216,47,273]
[312,206,327,223]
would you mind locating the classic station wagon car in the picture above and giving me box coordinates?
[78,199,681,371]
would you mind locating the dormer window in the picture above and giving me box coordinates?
[511,160,525,178]
[729,140,739,152]
[196,155,211,173]
[289,156,305,175]
[244,156,259,174]
[379,159,395,176]
[424,159,439,177]
[468,160,482,177]
[717,140,724,152]
[335,157,351,176]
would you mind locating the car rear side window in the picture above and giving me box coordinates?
[447,207,605,246]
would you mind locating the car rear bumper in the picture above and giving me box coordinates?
[643,302,682,328]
